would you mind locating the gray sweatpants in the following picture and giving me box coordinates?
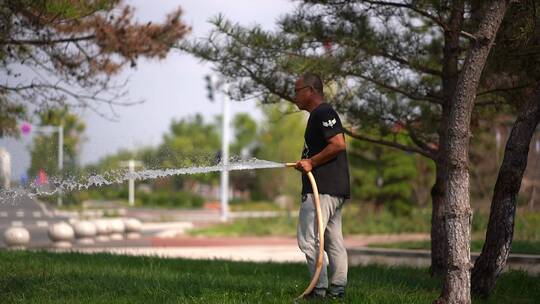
[297,193,347,294]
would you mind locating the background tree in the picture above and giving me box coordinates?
[231,113,258,156]
[468,117,503,201]
[83,112,261,196]
[28,107,85,180]
[349,129,432,215]
[84,148,143,174]
[472,83,540,298]
[471,1,540,297]
[229,113,259,194]
[156,114,221,187]
[253,103,305,200]
[0,98,24,137]
[0,0,189,135]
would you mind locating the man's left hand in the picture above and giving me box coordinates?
[295,159,313,173]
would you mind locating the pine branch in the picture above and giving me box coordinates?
[404,122,439,156]
[0,35,96,46]
[0,83,139,107]
[237,61,293,102]
[363,0,447,30]
[475,99,506,106]
[344,128,435,159]
[374,50,443,77]
[349,72,443,104]
[477,82,537,97]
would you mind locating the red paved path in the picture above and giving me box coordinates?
[150,234,429,248]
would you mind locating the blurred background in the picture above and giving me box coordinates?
[0,0,538,254]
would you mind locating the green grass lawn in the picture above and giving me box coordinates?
[190,205,540,240]
[367,240,540,255]
[189,206,435,237]
[190,215,298,237]
[0,250,538,303]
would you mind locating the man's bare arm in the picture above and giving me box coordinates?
[295,134,346,173]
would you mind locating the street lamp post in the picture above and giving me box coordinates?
[57,124,64,206]
[220,84,230,222]
[129,160,135,206]
[120,160,142,206]
[206,75,230,222]
[0,148,11,190]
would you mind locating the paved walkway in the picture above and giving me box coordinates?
[65,233,430,263]
[149,233,429,248]
[59,233,539,275]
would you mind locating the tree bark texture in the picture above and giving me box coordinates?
[431,161,447,276]
[436,1,510,303]
[431,1,465,276]
[471,83,540,298]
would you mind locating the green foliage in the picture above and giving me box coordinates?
[190,216,297,237]
[157,114,221,186]
[28,107,85,179]
[137,191,204,209]
[228,200,282,212]
[0,97,25,137]
[1,0,188,138]
[80,111,273,204]
[514,211,540,241]
[342,205,432,235]
[469,118,501,201]
[231,113,257,156]
[225,114,259,196]
[477,1,540,111]
[84,114,223,191]
[190,204,433,237]
[349,132,435,215]
[40,0,115,18]
[73,186,204,209]
[74,186,127,202]
[160,114,221,167]
[252,103,306,200]
[191,205,540,240]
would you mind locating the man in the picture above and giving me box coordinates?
[292,73,350,299]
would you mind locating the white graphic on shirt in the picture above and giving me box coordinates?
[322,118,337,128]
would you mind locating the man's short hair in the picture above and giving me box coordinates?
[302,73,323,96]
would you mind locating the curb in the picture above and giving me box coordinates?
[348,247,540,274]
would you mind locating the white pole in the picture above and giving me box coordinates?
[128,159,135,206]
[220,85,230,222]
[495,127,501,164]
[57,124,64,206]
[0,148,10,190]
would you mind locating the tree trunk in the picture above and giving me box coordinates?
[471,84,540,298]
[431,0,464,276]
[435,1,510,303]
[431,159,447,276]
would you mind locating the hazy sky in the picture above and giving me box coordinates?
[0,0,295,180]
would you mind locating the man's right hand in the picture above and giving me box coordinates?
[295,159,313,174]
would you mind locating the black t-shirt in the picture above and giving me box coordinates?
[301,103,350,199]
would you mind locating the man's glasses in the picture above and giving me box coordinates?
[294,85,312,93]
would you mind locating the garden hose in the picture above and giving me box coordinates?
[285,163,324,299]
